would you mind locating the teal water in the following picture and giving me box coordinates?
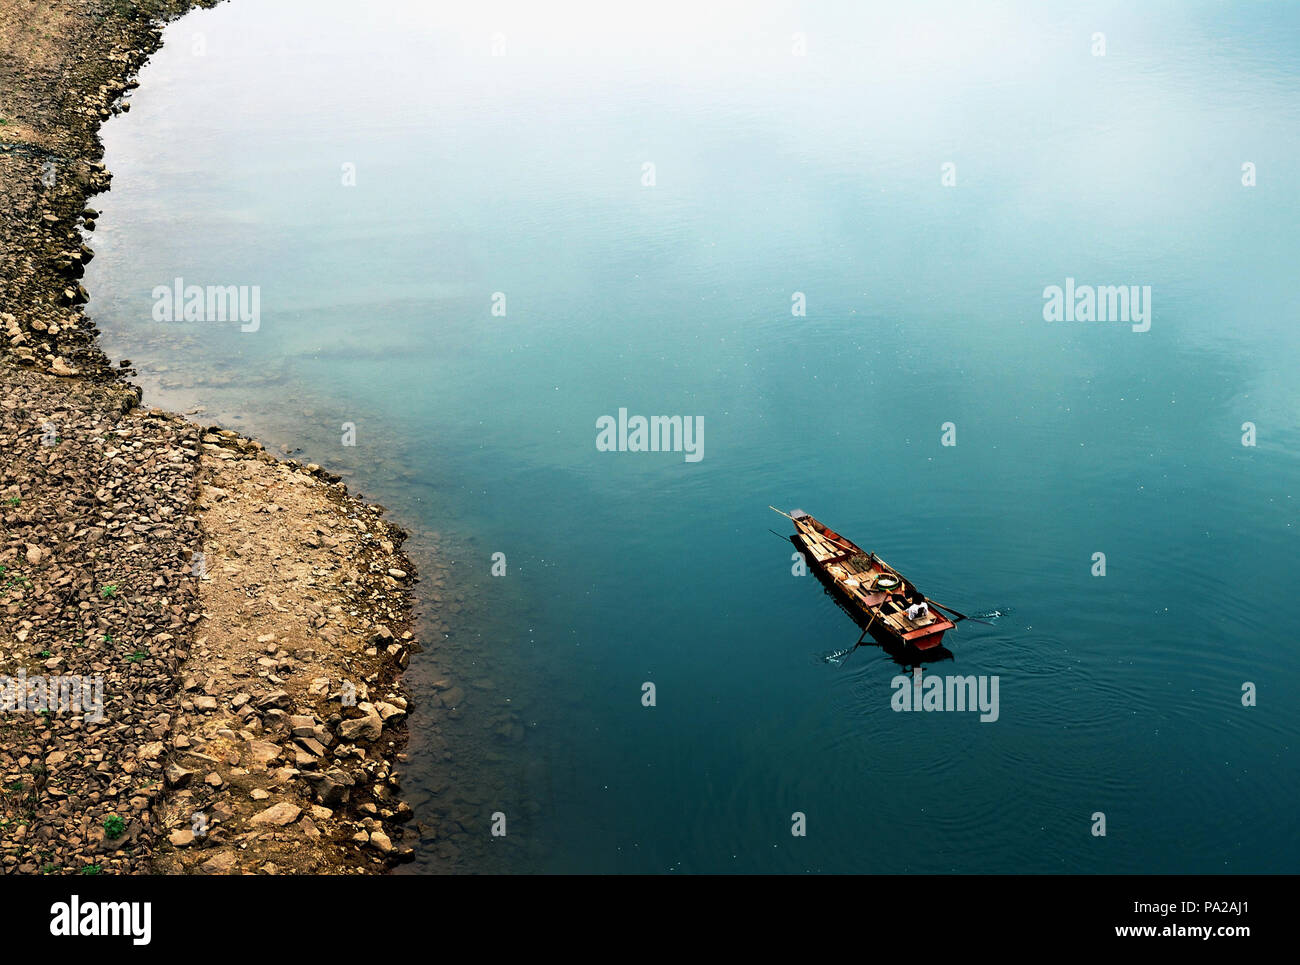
[85,0,1300,873]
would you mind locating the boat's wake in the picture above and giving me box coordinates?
[823,646,856,665]
[974,607,1010,621]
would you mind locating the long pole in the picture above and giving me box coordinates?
[926,598,996,627]
[925,598,970,621]
[840,611,877,668]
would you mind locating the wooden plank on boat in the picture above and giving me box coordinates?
[812,542,838,562]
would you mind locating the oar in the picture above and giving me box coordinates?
[839,613,876,668]
[925,598,996,628]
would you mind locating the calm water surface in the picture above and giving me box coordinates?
[85,0,1300,873]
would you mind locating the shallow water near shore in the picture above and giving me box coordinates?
[86,0,1300,872]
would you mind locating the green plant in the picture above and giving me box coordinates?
[127,651,147,663]
[100,584,118,599]
[0,567,26,591]
[102,814,126,839]
[80,864,102,875]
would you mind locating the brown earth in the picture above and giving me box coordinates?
[1,0,419,874]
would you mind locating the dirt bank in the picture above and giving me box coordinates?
[1,0,418,874]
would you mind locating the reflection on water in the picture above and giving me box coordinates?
[85,0,1300,873]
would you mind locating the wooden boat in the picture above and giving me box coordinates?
[774,507,957,651]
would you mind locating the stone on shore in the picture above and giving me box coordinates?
[249,803,302,827]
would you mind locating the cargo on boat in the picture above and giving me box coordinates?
[774,506,959,651]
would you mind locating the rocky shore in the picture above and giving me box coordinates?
[1,0,417,873]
